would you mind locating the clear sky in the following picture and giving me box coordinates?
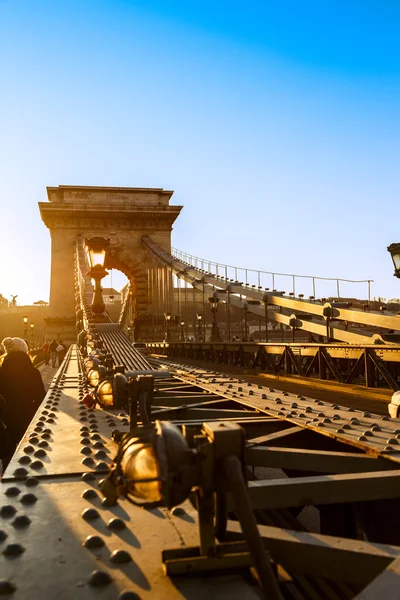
[0,0,399,304]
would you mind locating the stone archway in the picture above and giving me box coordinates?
[39,185,182,341]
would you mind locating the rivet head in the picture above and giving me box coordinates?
[81,447,92,455]
[5,488,20,498]
[82,457,95,466]
[80,426,89,432]
[3,543,25,557]
[107,517,126,530]
[20,493,37,505]
[91,433,101,440]
[84,535,105,549]
[171,507,185,516]
[13,468,28,477]
[118,593,141,600]
[12,515,31,529]
[274,399,282,404]
[0,530,7,542]
[23,445,34,454]
[0,580,16,594]
[387,438,398,445]
[110,549,132,564]
[0,506,17,518]
[81,472,96,482]
[94,450,107,459]
[88,570,112,587]
[82,508,100,521]
[38,440,49,448]
[30,460,44,470]
[96,461,108,470]
[93,441,104,449]
[25,477,39,487]
[34,449,47,458]
[80,439,91,446]
[82,489,98,500]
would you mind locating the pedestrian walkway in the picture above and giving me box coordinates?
[38,363,59,390]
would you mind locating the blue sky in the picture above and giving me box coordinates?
[0,0,399,304]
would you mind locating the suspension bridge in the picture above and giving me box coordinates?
[1,185,400,599]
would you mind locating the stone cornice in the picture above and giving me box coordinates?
[39,203,183,230]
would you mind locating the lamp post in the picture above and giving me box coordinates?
[85,237,110,314]
[127,326,132,342]
[196,313,203,341]
[208,296,222,342]
[388,243,400,279]
[243,303,249,342]
[164,312,172,342]
[180,320,185,342]
[30,323,35,346]
[23,316,28,339]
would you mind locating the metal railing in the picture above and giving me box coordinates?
[172,248,373,302]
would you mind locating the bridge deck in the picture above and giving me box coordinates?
[2,345,400,597]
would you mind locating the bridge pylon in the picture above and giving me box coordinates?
[39,185,182,342]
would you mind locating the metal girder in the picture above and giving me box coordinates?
[354,556,400,599]
[226,521,400,586]
[155,357,400,463]
[150,342,400,390]
[246,446,396,473]
[233,469,400,511]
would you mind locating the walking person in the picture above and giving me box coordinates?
[56,340,67,366]
[49,339,58,367]
[0,337,46,470]
[42,340,50,365]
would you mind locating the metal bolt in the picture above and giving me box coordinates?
[0,506,17,518]
[82,489,98,500]
[3,543,25,557]
[12,515,31,529]
[5,488,20,498]
[0,580,16,595]
[20,494,37,505]
[110,549,132,564]
[107,517,126,530]
[81,472,96,482]
[84,535,105,549]
[25,477,39,487]
[30,460,44,470]
[34,449,47,458]
[82,508,100,521]
[88,570,112,587]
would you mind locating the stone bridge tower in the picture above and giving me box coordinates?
[39,185,182,341]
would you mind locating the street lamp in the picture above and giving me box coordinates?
[30,323,35,346]
[23,316,28,338]
[127,326,132,342]
[164,312,172,342]
[388,243,400,279]
[208,296,222,342]
[196,313,203,341]
[180,320,185,342]
[85,237,110,314]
